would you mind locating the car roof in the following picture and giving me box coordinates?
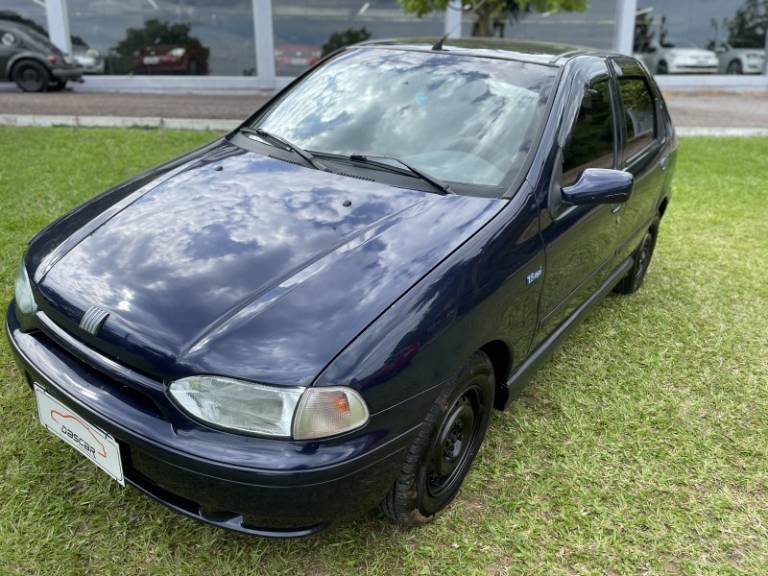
[359,37,620,66]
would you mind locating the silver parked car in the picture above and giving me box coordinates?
[714,43,766,74]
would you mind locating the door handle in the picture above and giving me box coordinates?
[611,204,622,214]
[660,155,670,171]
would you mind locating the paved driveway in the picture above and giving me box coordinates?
[1,83,766,129]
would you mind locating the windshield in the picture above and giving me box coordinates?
[249,47,557,191]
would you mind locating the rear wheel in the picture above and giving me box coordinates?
[13,60,49,92]
[379,351,495,526]
[614,216,659,295]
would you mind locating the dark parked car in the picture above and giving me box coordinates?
[7,39,676,536]
[0,20,83,91]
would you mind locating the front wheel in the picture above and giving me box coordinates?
[379,351,495,526]
[727,60,743,75]
[614,217,659,295]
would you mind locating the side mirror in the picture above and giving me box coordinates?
[561,168,633,206]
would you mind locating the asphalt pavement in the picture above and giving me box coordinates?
[1,83,766,129]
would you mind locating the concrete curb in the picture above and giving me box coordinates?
[1,114,767,137]
[675,127,768,137]
[0,114,239,132]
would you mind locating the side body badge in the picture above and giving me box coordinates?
[526,266,544,286]
[79,306,110,335]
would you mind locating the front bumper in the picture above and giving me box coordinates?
[5,305,412,536]
[668,64,718,74]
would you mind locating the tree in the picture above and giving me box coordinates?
[725,0,767,48]
[397,0,589,38]
[322,27,372,56]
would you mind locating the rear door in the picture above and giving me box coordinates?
[537,61,620,337]
[611,58,668,262]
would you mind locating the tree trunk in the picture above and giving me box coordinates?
[475,5,493,37]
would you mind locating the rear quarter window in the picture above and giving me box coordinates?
[618,77,657,162]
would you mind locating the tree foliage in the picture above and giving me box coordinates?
[322,27,372,56]
[726,0,767,48]
[397,0,589,37]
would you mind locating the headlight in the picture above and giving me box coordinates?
[168,376,369,439]
[14,258,37,316]
[169,376,303,437]
[747,53,764,61]
[170,47,186,58]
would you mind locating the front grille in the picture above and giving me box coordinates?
[34,313,168,421]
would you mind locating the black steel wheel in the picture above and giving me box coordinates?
[380,351,495,526]
[614,216,659,295]
[13,60,49,92]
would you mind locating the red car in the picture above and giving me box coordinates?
[133,45,209,75]
[275,43,321,75]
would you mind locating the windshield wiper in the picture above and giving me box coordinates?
[240,127,328,172]
[347,154,453,195]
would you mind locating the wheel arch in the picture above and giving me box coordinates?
[479,340,512,411]
[658,196,669,220]
[8,54,50,80]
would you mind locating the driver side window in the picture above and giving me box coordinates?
[561,79,615,187]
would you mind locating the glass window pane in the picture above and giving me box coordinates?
[562,79,614,186]
[618,77,656,160]
[461,0,616,49]
[67,0,256,75]
[1,2,49,36]
[272,1,443,77]
[253,48,557,189]
[634,0,766,75]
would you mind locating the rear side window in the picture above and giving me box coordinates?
[618,77,657,161]
[562,79,615,187]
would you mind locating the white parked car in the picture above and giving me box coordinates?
[636,41,718,74]
[714,43,766,74]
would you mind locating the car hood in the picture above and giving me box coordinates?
[35,140,504,385]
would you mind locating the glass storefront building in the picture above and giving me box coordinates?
[1,0,766,89]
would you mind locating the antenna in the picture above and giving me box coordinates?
[432,31,451,51]
[433,0,481,51]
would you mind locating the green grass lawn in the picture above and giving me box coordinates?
[1,127,767,576]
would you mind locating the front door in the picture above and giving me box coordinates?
[537,65,620,338]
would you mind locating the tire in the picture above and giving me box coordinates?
[656,61,668,75]
[379,351,495,526]
[48,79,67,92]
[614,216,659,295]
[13,60,50,92]
[727,60,743,75]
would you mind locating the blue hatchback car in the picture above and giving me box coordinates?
[7,39,676,536]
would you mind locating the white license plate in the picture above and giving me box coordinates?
[35,384,125,486]
[143,56,160,65]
